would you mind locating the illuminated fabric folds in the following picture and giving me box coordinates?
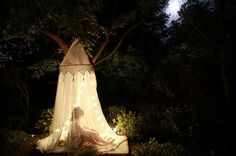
[36,39,128,155]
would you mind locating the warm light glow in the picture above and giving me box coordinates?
[92,102,98,107]
[65,121,70,126]
[79,89,83,93]
[112,128,118,133]
[91,80,96,85]
[75,97,80,107]
[36,39,129,155]
[81,83,85,88]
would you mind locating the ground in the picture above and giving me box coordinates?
[1,134,231,156]
[4,135,129,156]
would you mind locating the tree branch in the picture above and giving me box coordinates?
[95,19,145,65]
[190,20,211,44]
[92,35,110,64]
[41,30,69,55]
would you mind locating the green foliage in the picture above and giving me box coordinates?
[3,27,36,43]
[35,108,54,133]
[138,103,161,123]
[1,0,106,54]
[6,130,29,146]
[28,59,61,79]
[169,1,223,57]
[110,106,144,139]
[166,43,214,61]
[0,28,40,70]
[108,105,126,121]
[132,137,189,156]
[0,129,29,148]
[161,106,193,140]
[97,52,147,78]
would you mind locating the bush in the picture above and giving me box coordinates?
[132,137,189,156]
[35,108,53,133]
[0,129,29,149]
[7,130,29,146]
[161,106,193,141]
[108,105,126,121]
[109,106,144,139]
[138,103,161,123]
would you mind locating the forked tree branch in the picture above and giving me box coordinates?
[92,35,110,64]
[95,19,145,65]
[41,30,69,55]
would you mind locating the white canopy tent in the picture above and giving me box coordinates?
[36,39,128,155]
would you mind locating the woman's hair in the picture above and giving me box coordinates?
[72,107,84,120]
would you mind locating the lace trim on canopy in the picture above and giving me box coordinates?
[59,64,94,75]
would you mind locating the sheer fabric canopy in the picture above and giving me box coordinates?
[36,39,128,155]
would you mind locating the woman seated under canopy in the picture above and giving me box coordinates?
[66,107,114,149]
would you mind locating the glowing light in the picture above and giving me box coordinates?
[97,116,101,120]
[65,121,70,126]
[91,80,96,86]
[75,97,80,107]
[92,102,98,107]
[81,83,85,88]
[168,0,180,14]
[165,0,186,25]
[79,89,83,94]
[112,128,118,133]
[36,39,129,154]
[75,103,80,107]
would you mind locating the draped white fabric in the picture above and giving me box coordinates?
[36,39,128,155]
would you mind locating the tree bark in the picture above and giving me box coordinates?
[92,35,110,64]
[218,0,231,108]
[41,30,69,55]
[220,54,231,107]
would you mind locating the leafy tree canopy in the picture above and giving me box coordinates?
[1,0,168,78]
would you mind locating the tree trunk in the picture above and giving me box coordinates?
[218,0,231,109]
[42,30,69,55]
[220,54,231,109]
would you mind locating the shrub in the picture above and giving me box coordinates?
[35,108,53,133]
[7,130,29,146]
[132,137,189,156]
[109,106,144,139]
[138,103,161,123]
[108,105,126,121]
[161,106,193,141]
[0,129,29,149]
